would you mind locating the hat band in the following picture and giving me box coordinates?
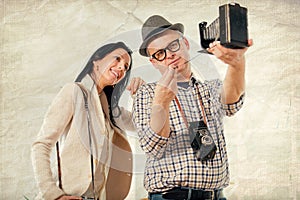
[144,25,171,41]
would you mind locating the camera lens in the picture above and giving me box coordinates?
[201,135,213,145]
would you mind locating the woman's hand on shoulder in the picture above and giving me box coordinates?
[126,77,145,96]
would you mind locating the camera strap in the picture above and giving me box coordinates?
[77,83,96,199]
[174,85,208,128]
[56,142,62,189]
[55,84,96,199]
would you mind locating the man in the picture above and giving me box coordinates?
[133,15,252,200]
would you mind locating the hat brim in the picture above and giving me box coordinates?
[139,23,184,57]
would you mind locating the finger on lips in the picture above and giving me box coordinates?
[159,67,174,86]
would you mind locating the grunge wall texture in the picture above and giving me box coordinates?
[1,0,299,199]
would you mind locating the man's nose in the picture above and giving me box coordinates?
[166,49,175,59]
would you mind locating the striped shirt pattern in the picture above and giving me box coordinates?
[132,75,244,193]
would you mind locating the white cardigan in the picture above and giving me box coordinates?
[32,75,133,200]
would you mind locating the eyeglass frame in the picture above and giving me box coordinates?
[149,36,184,61]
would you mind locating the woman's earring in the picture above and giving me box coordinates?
[96,65,99,71]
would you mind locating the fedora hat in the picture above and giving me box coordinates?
[139,15,184,57]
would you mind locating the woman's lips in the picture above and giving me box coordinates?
[110,69,119,79]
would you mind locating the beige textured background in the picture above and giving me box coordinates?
[1,0,299,199]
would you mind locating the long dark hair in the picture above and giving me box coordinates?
[75,42,133,128]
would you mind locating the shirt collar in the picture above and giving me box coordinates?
[79,74,96,92]
[189,73,199,86]
[177,73,199,90]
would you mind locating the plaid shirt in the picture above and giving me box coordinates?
[133,75,244,193]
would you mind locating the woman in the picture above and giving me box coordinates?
[32,42,143,200]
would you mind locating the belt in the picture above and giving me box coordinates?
[150,187,219,200]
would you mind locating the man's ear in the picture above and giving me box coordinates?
[183,37,190,50]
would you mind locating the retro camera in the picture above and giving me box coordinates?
[189,121,217,161]
[199,3,248,50]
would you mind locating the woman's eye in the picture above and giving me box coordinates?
[124,64,129,71]
[115,56,121,62]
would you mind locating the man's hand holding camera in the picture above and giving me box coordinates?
[207,39,253,104]
[207,39,253,67]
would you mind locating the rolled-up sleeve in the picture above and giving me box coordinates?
[204,79,245,117]
[132,84,169,159]
[222,93,245,116]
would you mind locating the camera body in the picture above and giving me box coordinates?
[189,121,217,161]
[199,3,248,50]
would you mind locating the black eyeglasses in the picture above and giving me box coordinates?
[150,36,184,61]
